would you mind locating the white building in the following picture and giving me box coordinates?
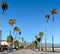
[1,40,8,46]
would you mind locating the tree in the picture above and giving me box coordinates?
[51,8,57,51]
[35,35,38,38]
[30,41,34,49]
[21,37,25,48]
[1,1,8,14]
[9,19,16,48]
[7,35,13,51]
[9,19,16,26]
[14,40,19,49]
[37,37,41,42]
[31,41,35,49]
[14,26,21,40]
[24,40,26,49]
[34,41,37,48]
[36,37,41,50]
[39,32,44,51]
[31,41,37,49]
[0,1,8,46]
[35,35,38,48]
[45,14,50,51]
[13,26,21,49]
[22,37,24,41]
[9,19,16,35]
[7,35,13,45]
[39,32,44,38]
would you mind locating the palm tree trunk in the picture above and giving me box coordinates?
[10,30,11,35]
[0,30,2,46]
[52,16,54,51]
[24,43,26,49]
[0,13,4,46]
[0,16,1,46]
[13,39,14,48]
[41,41,42,51]
[40,43,41,51]
[10,25,13,35]
[45,20,48,51]
[8,42,10,52]
[45,36,47,51]
[15,32,17,40]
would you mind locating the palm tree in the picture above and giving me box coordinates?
[9,19,16,48]
[39,32,44,51]
[45,14,50,51]
[1,1,8,14]
[14,40,19,49]
[35,35,38,38]
[9,19,16,35]
[13,26,21,49]
[14,26,21,40]
[7,35,13,45]
[24,40,26,49]
[21,37,25,48]
[7,35,13,51]
[0,1,8,46]
[39,32,44,38]
[51,9,57,51]
[37,37,41,50]
[32,41,35,49]
[35,35,38,49]
[34,40,38,49]
[21,37,24,41]
[31,41,34,49]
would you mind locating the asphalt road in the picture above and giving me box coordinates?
[11,49,60,54]
[1,49,60,54]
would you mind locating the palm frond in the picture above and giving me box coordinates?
[51,9,57,15]
[2,1,8,14]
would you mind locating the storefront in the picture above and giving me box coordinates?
[1,41,8,50]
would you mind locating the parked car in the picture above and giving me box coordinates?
[3,46,8,50]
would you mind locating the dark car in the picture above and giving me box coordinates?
[3,45,8,50]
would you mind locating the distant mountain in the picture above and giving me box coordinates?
[38,43,60,47]
[20,42,31,45]
[19,42,60,47]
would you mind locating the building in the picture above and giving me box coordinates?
[1,40,8,46]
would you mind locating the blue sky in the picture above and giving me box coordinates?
[0,0,60,43]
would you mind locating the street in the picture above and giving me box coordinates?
[9,49,60,54]
[0,49,60,54]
